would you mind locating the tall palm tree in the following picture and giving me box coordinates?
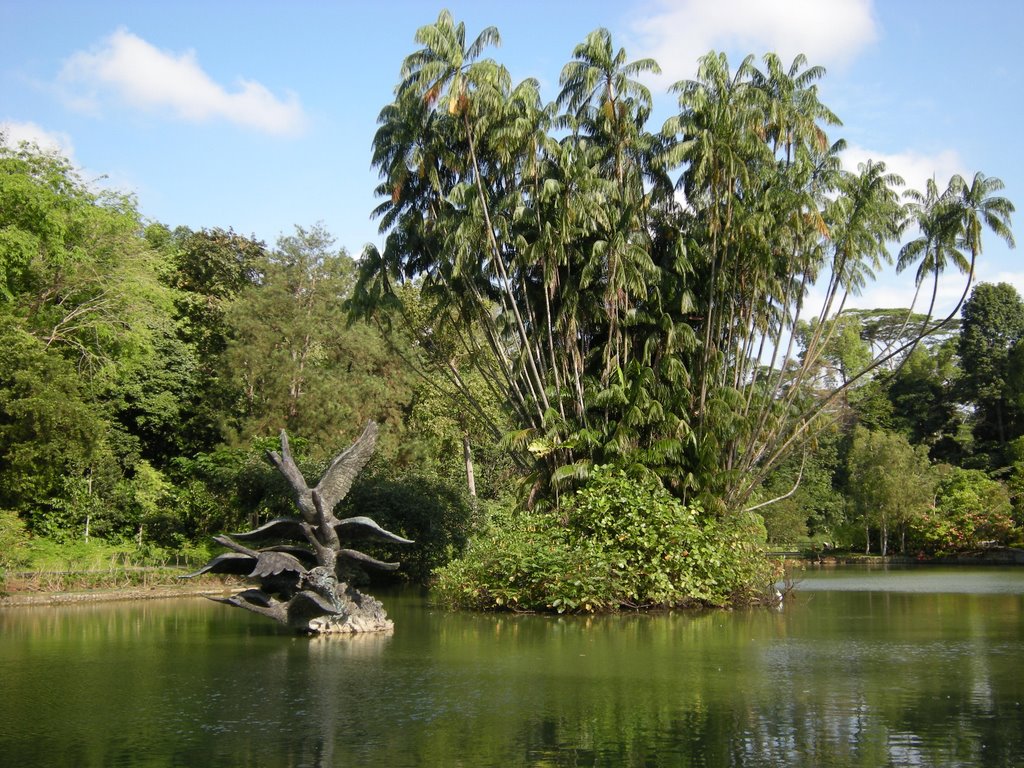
[398,10,501,115]
[557,28,659,119]
[751,52,841,166]
[950,171,1016,315]
[896,175,966,333]
[896,171,1015,353]
[556,29,662,384]
[557,28,660,186]
[825,160,905,304]
[397,11,552,417]
[666,52,769,422]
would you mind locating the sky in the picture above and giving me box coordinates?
[2,0,1021,317]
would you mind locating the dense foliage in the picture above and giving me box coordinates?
[0,140,480,580]
[434,465,778,612]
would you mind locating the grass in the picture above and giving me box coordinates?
[1,536,216,595]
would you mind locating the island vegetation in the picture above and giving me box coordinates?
[0,10,1018,611]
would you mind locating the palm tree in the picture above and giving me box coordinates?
[557,28,658,118]
[751,52,841,166]
[950,171,1016,315]
[556,29,662,385]
[825,160,904,302]
[557,28,660,185]
[895,175,966,342]
[666,51,768,421]
[735,159,904,508]
[398,10,501,116]
[397,11,552,418]
[795,158,902,393]
[896,171,1015,352]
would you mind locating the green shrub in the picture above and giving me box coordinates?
[433,465,780,613]
[340,472,476,584]
[0,511,32,591]
[910,468,1016,554]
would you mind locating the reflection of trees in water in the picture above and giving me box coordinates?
[4,591,1023,766]
[361,597,1021,767]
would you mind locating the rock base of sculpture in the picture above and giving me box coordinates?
[306,585,394,635]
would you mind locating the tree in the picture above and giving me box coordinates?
[758,428,844,546]
[357,14,1009,519]
[883,340,964,462]
[165,227,267,454]
[912,468,1015,553]
[957,282,1024,467]
[846,427,934,556]
[950,172,1016,312]
[795,313,872,389]
[0,143,194,542]
[556,28,663,382]
[0,316,110,535]
[897,175,964,318]
[225,224,415,455]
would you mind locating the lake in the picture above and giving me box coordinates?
[1,565,1023,766]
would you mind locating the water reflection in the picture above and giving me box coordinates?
[1,573,1023,766]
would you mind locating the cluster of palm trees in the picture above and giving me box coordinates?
[352,10,1014,513]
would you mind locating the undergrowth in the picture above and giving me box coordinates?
[433,465,781,613]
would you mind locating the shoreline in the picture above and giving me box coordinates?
[779,546,1024,567]
[0,581,241,608]
[4,549,1022,608]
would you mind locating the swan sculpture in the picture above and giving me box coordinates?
[184,421,410,634]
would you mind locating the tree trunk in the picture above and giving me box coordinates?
[463,434,477,499]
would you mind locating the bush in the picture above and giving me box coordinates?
[433,465,780,613]
[910,468,1016,554]
[168,440,299,539]
[340,471,477,584]
[0,511,32,586]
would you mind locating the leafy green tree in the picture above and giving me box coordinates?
[402,370,517,502]
[0,316,113,537]
[911,468,1015,553]
[225,224,415,454]
[758,429,844,546]
[0,144,192,542]
[884,340,964,462]
[1,145,174,378]
[839,307,959,374]
[795,313,872,389]
[957,282,1024,467]
[340,469,477,584]
[165,226,267,453]
[846,426,934,555]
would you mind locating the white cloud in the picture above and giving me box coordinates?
[628,0,878,86]
[0,119,76,161]
[840,144,966,196]
[58,28,308,137]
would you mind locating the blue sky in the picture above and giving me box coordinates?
[2,0,1021,316]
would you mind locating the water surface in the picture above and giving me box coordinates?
[1,566,1022,766]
